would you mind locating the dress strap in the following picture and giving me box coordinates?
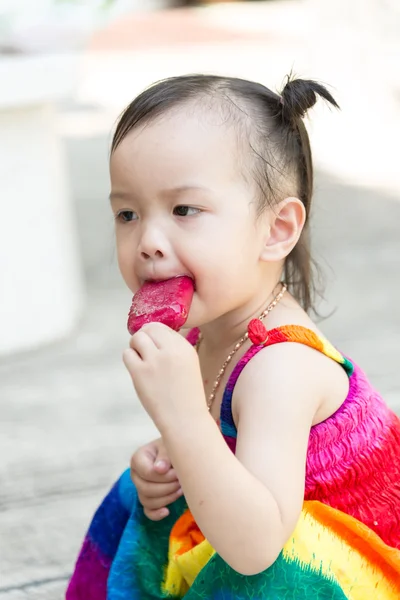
[186,325,353,376]
[224,325,354,439]
[259,325,353,376]
[186,325,353,441]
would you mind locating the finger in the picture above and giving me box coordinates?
[149,467,179,483]
[132,468,178,485]
[131,462,178,484]
[132,471,180,495]
[123,348,141,376]
[140,489,183,511]
[140,322,179,348]
[154,444,173,473]
[135,479,181,499]
[129,330,158,360]
[144,507,170,521]
[153,460,170,474]
[130,444,158,478]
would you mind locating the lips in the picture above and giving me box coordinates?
[142,274,195,289]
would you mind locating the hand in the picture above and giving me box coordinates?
[123,323,206,431]
[130,437,182,521]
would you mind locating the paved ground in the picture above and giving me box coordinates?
[1,2,399,598]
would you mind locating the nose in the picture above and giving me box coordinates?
[138,221,168,261]
[141,249,163,260]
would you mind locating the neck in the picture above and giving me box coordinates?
[198,280,283,354]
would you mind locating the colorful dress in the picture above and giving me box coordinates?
[67,325,400,599]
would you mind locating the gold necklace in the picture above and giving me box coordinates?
[196,283,287,410]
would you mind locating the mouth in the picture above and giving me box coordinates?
[128,275,195,334]
[142,275,196,290]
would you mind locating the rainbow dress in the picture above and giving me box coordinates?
[67,325,400,599]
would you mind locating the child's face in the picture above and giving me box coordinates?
[110,107,273,328]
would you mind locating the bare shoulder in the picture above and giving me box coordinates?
[233,294,350,425]
[232,338,349,430]
[233,342,326,425]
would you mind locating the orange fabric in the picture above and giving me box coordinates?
[170,509,205,556]
[308,501,400,589]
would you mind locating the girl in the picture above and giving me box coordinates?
[67,74,400,599]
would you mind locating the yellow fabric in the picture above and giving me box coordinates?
[162,502,400,598]
[163,537,215,594]
[284,503,400,600]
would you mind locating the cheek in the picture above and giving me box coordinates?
[116,235,139,293]
[193,227,257,294]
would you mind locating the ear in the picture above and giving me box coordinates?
[259,197,306,262]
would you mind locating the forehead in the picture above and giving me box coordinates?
[110,107,244,189]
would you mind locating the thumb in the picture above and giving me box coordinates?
[154,442,172,474]
[131,440,158,479]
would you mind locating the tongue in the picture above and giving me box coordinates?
[127,276,194,334]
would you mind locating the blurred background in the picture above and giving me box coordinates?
[0,0,399,597]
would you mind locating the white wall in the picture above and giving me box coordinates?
[0,56,84,356]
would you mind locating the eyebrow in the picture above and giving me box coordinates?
[109,185,211,203]
[160,185,212,199]
[109,191,130,203]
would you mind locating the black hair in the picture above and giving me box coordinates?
[111,73,339,313]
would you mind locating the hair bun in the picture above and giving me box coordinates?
[279,76,339,123]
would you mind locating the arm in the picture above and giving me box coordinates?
[161,342,322,575]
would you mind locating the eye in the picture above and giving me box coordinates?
[173,206,201,217]
[115,210,137,223]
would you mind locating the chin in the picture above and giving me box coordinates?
[181,313,197,331]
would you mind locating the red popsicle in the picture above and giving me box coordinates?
[127,276,194,334]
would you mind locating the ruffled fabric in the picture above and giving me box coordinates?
[160,501,400,599]
[67,325,400,599]
[214,325,400,549]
